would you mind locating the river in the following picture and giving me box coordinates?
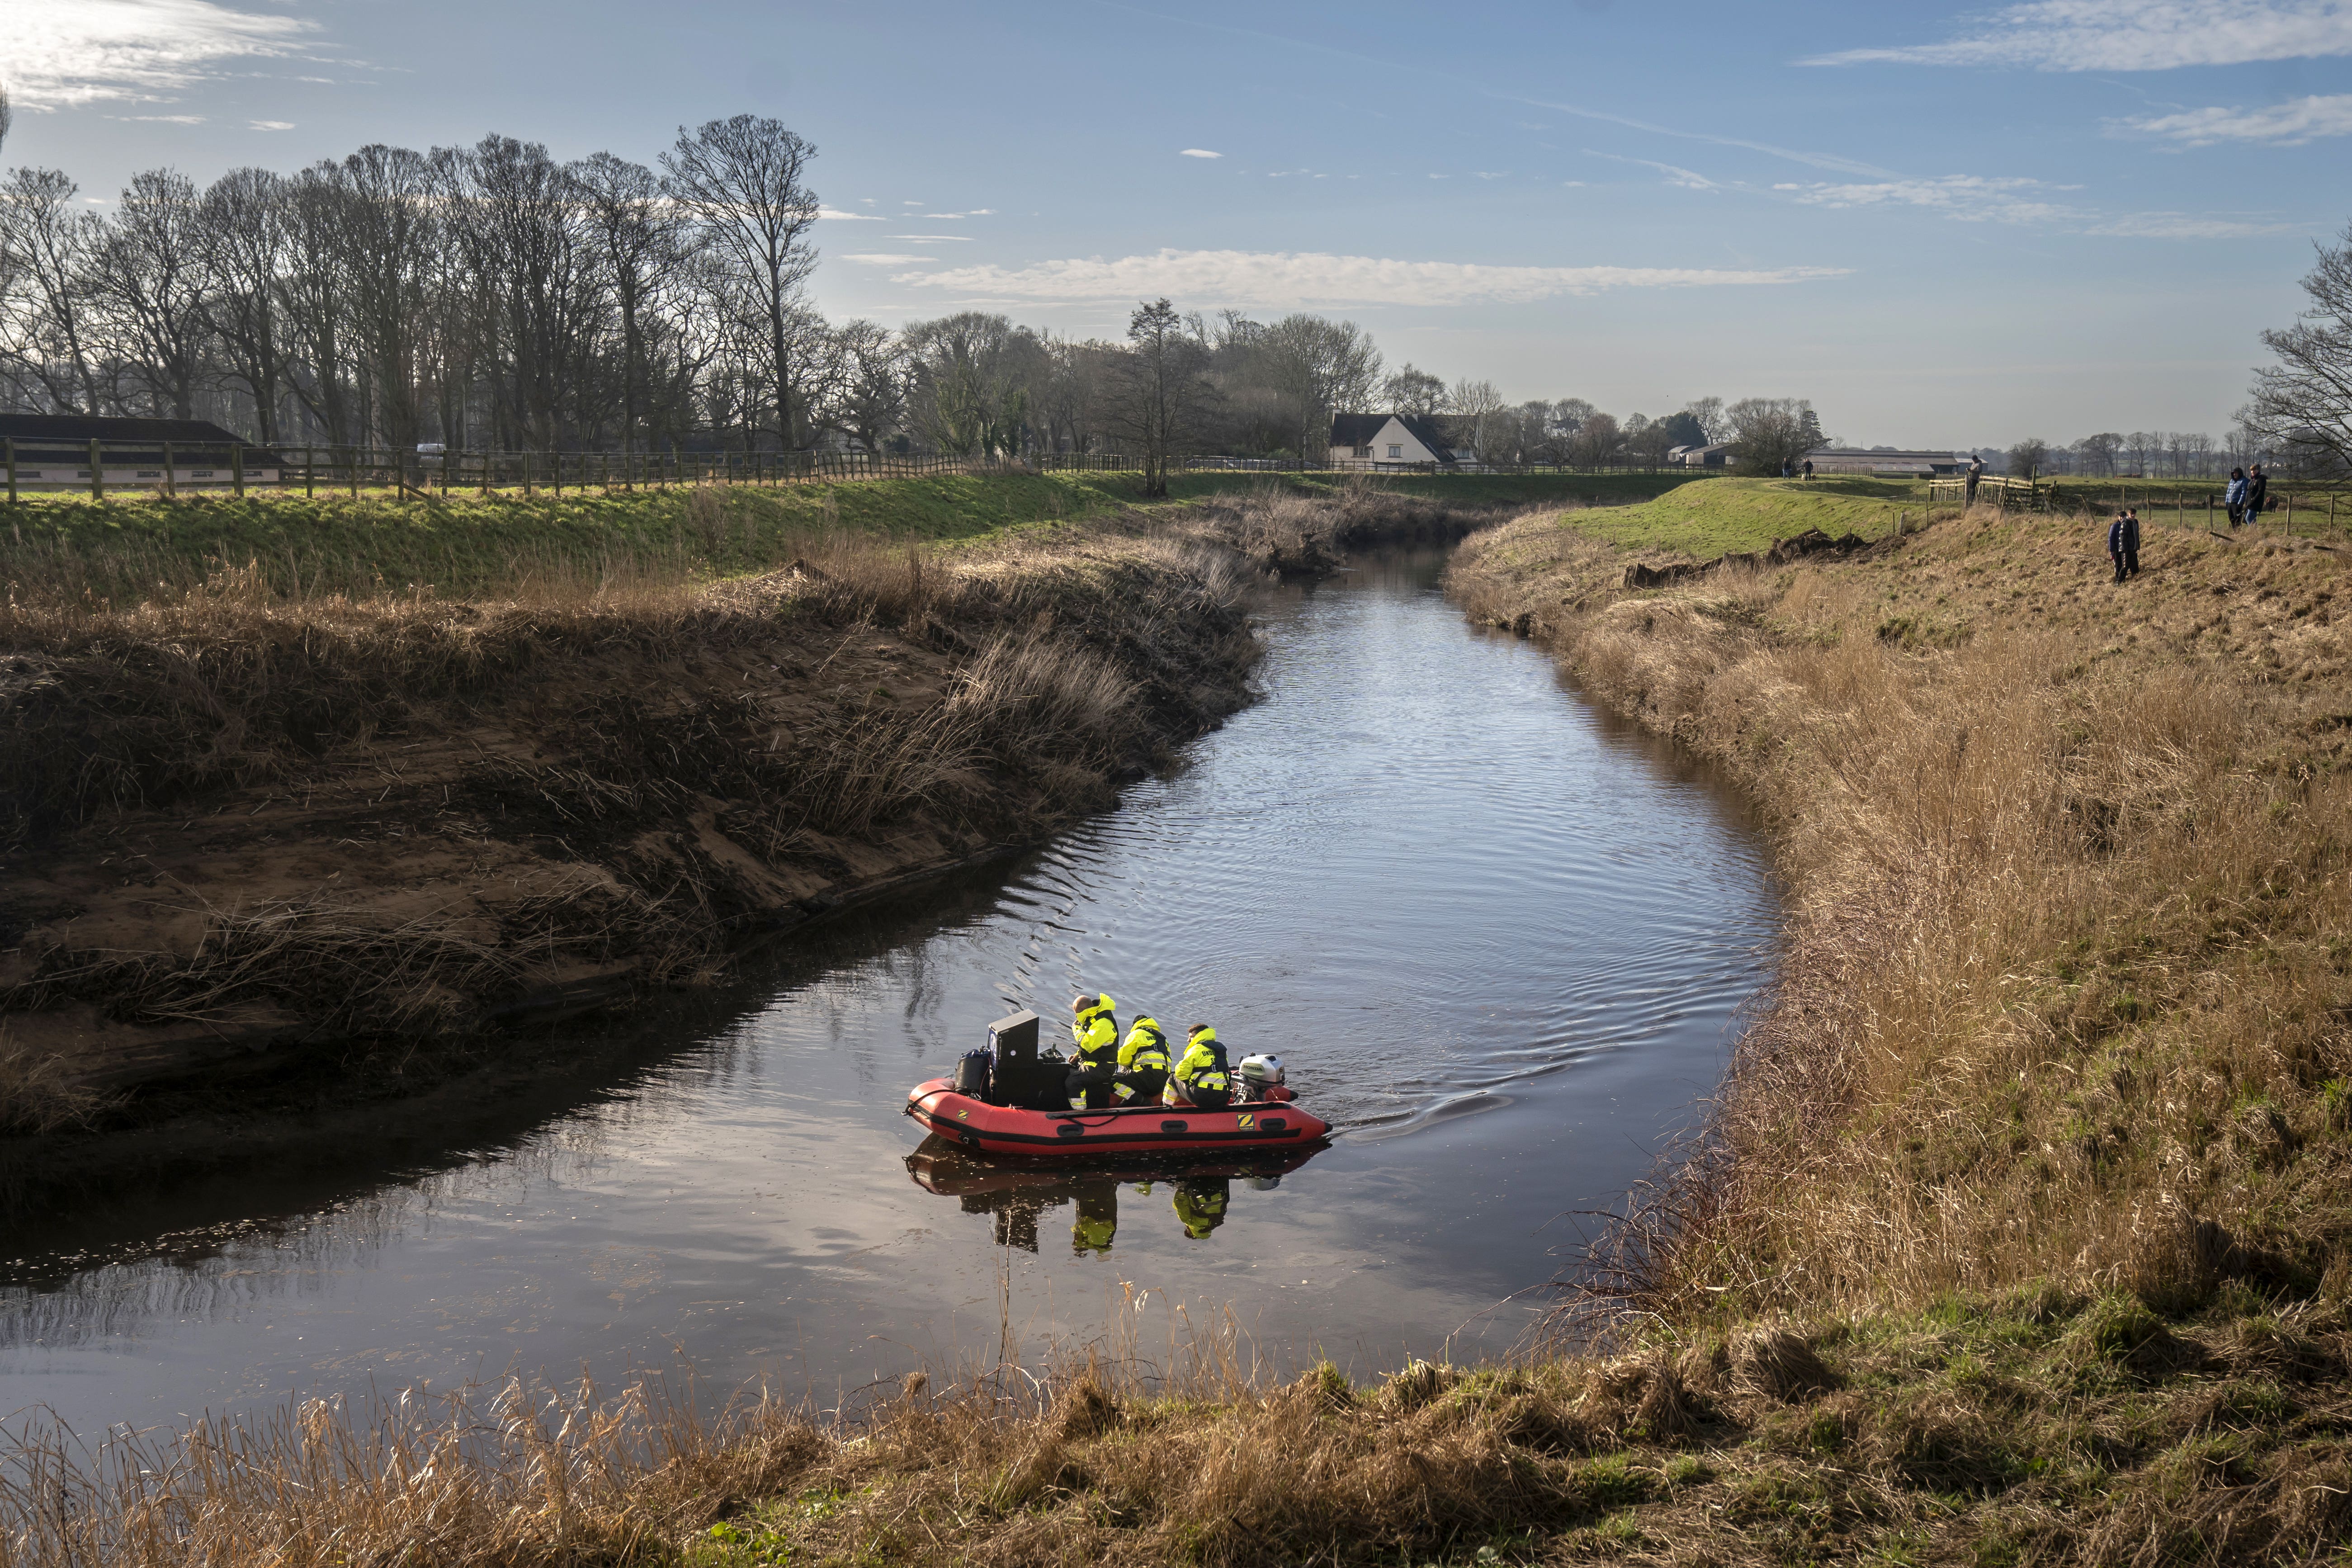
[0,549,1776,1436]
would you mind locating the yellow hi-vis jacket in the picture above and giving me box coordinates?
[1117,1018,1170,1072]
[1072,993,1116,1048]
[1072,1014,1118,1069]
[1167,1027,1230,1099]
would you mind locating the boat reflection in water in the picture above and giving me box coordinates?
[905,1135,1329,1254]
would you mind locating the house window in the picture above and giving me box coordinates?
[1352,445,1372,458]
[1386,444,1402,458]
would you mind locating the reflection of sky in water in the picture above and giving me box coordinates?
[0,553,1777,1436]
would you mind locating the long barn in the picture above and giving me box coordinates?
[0,414,288,492]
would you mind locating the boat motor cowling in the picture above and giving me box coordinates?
[1237,1053,1285,1088]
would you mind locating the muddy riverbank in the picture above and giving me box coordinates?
[0,490,1491,1212]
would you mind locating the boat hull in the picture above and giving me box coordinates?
[903,1077,1330,1159]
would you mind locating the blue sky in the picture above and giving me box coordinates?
[13,0,2352,447]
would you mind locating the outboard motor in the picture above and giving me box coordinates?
[1238,1053,1292,1103]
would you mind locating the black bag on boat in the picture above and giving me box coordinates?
[955,1049,992,1100]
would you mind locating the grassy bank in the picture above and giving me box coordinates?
[0,470,1701,608]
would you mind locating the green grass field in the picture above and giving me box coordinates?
[1,468,1714,606]
[1559,476,1931,558]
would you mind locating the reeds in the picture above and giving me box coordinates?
[1451,504,2352,1328]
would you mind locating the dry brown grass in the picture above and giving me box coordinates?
[1452,505,2352,1328]
[14,1284,2352,1565]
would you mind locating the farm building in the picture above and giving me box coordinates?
[1329,413,1465,468]
[0,414,288,491]
[1803,447,1967,477]
[1667,443,1737,468]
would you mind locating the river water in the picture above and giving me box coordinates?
[0,551,1776,1436]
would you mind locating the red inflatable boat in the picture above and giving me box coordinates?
[902,1006,1332,1160]
[904,1076,1331,1159]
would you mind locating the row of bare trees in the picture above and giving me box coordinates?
[0,90,1766,474]
[0,113,855,454]
[2002,429,2293,479]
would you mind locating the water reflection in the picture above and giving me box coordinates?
[905,1136,1328,1254]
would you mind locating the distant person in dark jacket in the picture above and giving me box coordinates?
[2108,510,2141,583]
[1965,453,1984,505]
[2225,468,2248,526]
[2245,464,2268,526]
[1801,458,1814,481]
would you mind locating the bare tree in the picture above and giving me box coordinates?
[662,115,818,449]
[1724,397,1820,475]
[1447,377,1506,461]
[904,312,1034,457]
[1104,298,1210,497]
[1382,363,1445,417]
[333,145,439,449]
[197,168,293,441]
[2248,222,2352,476]
[2006,437,2050,478]
[811,318,909,454]
[0,167,100,412]
[1261,314,1382,458]
[1682,395,1726,444]
[575,151,686,454]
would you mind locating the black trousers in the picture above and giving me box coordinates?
[1111,1067,1166,1104]
[2112,548,2138,582]
[1172,1083,1231,1110]
[1065,1065,1116,1109]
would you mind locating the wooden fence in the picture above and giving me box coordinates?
[1929,474,2351,535]
[0,437,1687,502]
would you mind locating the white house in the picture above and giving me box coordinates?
[1329,413,1459,468]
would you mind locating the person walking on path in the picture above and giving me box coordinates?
[2225,467,2248,527]
[2245,464,2269,527]
[2108,510,2141,583]
[1801,457,1814,481]
[1965,452,1984,505]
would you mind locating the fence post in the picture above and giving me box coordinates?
[162,440,176,501]
[4,438,14,506]
[304,447,314,499]
[232,443,246,499]
[90,439,104,500]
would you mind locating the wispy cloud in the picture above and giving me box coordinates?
[896,233,974,241]
[12,0,319,109]
[890,248,1850,307]
[817,208,887,221]
[1788,175,2076,222]
[1585,151,1718,190]
[842,254,941,265]
[1781,173,2295,238]
[113,113,207,124]
[2121,92,2352,144]
[2080,211,2300,237]
[1179,148,1223,158]
[1508,94,1896,178]
[250,118,294,130]
[1803,0,2352,71]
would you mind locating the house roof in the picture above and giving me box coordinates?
[0,411,289,461]
[1329,411,1456,459]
